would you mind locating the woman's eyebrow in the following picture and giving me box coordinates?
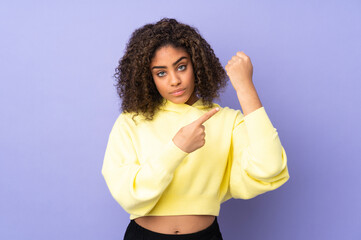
[151,56,187,70]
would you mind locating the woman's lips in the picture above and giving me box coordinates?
[170,88,186,96]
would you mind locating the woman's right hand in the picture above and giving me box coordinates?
[172,107,220,153]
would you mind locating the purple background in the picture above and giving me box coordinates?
[1,0,360,239]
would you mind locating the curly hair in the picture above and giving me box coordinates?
[114,17,228,123]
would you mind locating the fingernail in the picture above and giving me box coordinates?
[216,107,219,111]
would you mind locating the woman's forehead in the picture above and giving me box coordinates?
[150,46,189,66]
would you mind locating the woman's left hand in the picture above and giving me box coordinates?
[225,51,254,92]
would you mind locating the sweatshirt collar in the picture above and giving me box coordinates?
[159,97,212,113]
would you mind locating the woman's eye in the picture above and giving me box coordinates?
[178,65,186,71]
[157,71,165,77]
[156,65,186,77]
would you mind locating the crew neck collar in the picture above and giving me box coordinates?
[159,97,213,113]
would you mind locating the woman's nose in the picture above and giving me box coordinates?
[169,72,181,85]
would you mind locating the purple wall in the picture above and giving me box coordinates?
[1,0,360,239]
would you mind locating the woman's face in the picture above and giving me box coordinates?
[150,45,199,105]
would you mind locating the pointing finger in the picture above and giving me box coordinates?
[195,107,220,125]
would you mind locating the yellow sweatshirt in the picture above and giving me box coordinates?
[101,98,290,220]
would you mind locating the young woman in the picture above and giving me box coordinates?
[102,18,290,240]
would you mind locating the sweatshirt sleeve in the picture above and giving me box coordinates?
[101,116,189,216]
[225,107,290,200]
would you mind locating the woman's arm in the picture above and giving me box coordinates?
[225,51,262,116]
[101,117,189,216]
[223,51,290,200]
[228,107,290,200]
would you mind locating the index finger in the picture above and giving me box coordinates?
[195,107,220,125]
